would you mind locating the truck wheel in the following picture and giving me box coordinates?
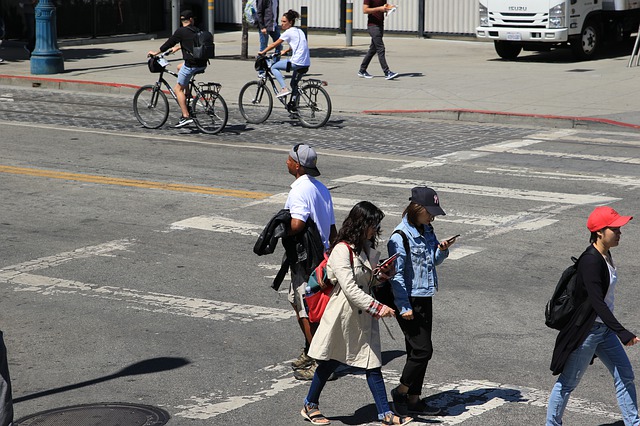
[571,19,601,60]
[494,41,522,60]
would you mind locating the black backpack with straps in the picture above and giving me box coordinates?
[189,27,214,60]
[544,253,586,330]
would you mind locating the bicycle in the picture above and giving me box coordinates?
[133,50,228,134]
[238,54,332,129]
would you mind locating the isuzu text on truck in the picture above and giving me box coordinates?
[476,0,640,60]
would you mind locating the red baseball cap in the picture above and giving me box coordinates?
[587,206,633,232]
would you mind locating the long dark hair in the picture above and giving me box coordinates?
[283,9,300,25]
[332,201,384,252]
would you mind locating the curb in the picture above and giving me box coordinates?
[0,74,141,95]
[2,73,639,132]
[362,108,640,132]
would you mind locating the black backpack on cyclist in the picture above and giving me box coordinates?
[189,27,214,60]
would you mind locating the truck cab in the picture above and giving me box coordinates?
[476,0,640,60]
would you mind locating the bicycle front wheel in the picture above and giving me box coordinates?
[193,90,228,135]
[238,80,273,124]
[296,84,332,129]
[133,85,169,129]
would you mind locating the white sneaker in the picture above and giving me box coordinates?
[276,87,291,98]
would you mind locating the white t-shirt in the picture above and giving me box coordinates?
[284,174,334,249]
[280,27,310,67]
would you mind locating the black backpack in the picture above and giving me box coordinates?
[189,27,214,60]
[544,254,585,330]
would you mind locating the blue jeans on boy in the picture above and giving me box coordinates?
[546,322,640,426]
[304,359,393,420]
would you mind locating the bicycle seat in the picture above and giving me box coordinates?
[193,69,206,75]
[295,67,309,75]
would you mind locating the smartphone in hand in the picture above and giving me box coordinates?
[445,234,460,243]
[377,252,400,270]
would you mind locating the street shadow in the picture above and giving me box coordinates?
[332,404,442,425]
[487,39,636,64]
[600,422,624,426]
[382,349,406,365]
[310,47,365,58]
[13,356,191,403]
[61,48,128,61]
[0,46,129,65]
[331,385,525,424]
[427,386,525,417]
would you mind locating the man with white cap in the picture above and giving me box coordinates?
[547,206,639,426]
[285,143,336,380]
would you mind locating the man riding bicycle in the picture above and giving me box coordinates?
[147,10,208,128]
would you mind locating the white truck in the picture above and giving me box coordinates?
[476,0,640,60]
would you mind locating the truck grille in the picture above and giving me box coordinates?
[489,11,548,28]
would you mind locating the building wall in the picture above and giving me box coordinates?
[214,0,478,35]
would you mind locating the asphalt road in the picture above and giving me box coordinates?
[1,86,640,426]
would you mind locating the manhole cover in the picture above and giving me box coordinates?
[15,402,170,426]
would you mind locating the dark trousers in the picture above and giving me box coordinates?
[0,331,13,426]
[396,297,433,395]
[360,24,389,73]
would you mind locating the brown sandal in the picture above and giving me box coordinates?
[381,413,413,425]
[301,404,330,425]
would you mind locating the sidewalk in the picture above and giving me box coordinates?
[2,30,640,130]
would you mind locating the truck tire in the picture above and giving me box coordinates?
[494,41,522,60]
[570,18,601,60]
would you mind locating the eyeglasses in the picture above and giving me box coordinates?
[293,143,302,164]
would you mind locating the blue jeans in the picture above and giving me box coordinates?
[271,59,306,91]
[546,323,640,426]
[177,64,206,87]
[304,359,393,420]
[259,27,281,53]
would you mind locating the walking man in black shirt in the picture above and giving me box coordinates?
[148,10,209,128]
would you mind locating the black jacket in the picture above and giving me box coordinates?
[256,0,278,30]
[254,209,325,291]
[550,244,635,375]
[159,25,209,68]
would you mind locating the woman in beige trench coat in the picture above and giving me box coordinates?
[300,201,413,426]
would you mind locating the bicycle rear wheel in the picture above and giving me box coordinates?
[193,90,228,135]
[133,85,169,129]
[238,80,273,124]
[296,84,331,129]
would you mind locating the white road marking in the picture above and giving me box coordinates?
[475,146,640,165]
[0,239,135,273]
[477,166,640,190]
[170,215,263,236]
[0,240,294,323]
[174,364,620,423]
[174,362,303,420]
[332,175,619,205]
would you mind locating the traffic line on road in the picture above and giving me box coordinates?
[333,175,619,205]
[173,362,620,423]
[0,240,294,323]
[0,165,272,199]
[474,144,640,165]
[476,166,640,189]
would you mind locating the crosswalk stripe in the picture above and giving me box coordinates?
[477,166,640,189]
[0,240,294,323]
[173,363,620,423]
[332,175,619,205]
[474,145,640,165]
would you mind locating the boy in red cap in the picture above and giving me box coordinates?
[547,206,639,426]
